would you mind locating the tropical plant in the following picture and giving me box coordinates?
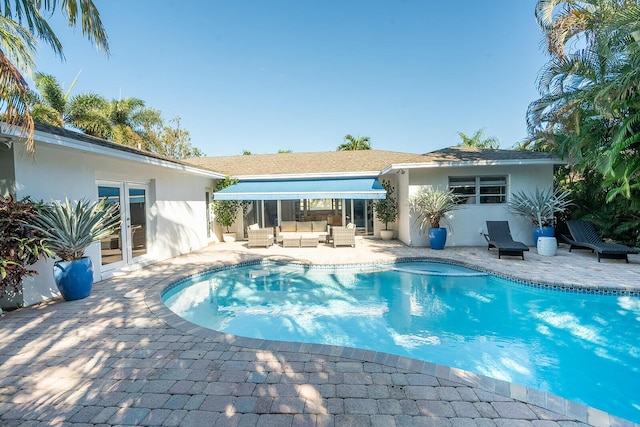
[527,0,640,201]
[409,186,460,231]
[373,180,398,231]
[28,71,110,132]
[457,128,500,149]
[213,176,242,233]
[337,134,371,151]
[507,187,572,229]
[31,198,121,261]
[0,196,52,297]
[0,0,109,155]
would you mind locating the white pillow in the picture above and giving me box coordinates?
[248,223,260,231]
[346,223,356,229]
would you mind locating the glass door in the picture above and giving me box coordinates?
[98,184,126,270]
[98,182,148,272]
[128,186,147,259]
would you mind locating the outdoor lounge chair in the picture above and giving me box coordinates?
[332,223,356,248]
[247,227,274,248]
[562,220,638,263]
[484,221,529,260]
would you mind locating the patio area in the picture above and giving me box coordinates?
[1,239,639,427]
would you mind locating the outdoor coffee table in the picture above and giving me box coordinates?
[300,233,319,247]
[282,235,301,248]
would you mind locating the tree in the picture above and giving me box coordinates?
[457,129,500,149]
[526,0,640,246]
[337,134,371,151]
[147,115,205,159]
[28,71,108,134]
[0,0,109,155]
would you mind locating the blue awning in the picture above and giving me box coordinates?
[214,178,386,200]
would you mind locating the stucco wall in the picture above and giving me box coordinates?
[11,141,215,306]
[398,164,554,247]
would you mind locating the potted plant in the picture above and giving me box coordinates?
[507,187,572,245]
[213,176,243,242]
[31,198,120,301]
[0,196,52,311]
[409,186,460,250]
[373,180,398,240]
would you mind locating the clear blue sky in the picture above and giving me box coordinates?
[36,1,548,156]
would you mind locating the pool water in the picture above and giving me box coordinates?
[163,261,640,423]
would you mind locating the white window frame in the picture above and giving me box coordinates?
[448,175,508,205]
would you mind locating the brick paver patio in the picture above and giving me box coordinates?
[1,239,639,427]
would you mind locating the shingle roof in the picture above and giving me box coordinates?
[184,147,560,177]
[183,150,422,177]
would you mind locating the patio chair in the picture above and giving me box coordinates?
[332,224,356,248]
[484,221,529,260]
[247,227,274,248]
[563,220,638,263]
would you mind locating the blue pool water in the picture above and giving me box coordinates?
[163,261,640,423]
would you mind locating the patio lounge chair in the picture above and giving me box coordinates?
[563,220,638,263]
[247,227,274,248]
[332,223,356,248]
[484,221,529,260]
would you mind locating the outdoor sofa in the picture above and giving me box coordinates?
[275,220,330,245]
[483,221,529,260]
[562,219,638,263]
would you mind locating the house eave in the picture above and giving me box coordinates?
[379,158,565,175]
[24,128,226,179]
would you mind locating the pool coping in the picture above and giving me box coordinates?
[144,255,640,427]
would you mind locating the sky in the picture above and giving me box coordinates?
[35,1,550,157]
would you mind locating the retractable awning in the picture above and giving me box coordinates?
[214,178,386,200]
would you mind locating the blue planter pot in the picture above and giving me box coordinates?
[53,257,94,301]
[429,227,447,250]
[533,226,555,245]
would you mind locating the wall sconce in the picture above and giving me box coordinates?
[0,136,12,150]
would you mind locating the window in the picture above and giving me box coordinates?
[449,176,507,204]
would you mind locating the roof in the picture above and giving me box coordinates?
[185,146,561,178]
[2,122,224,178]
[183,150,421,178]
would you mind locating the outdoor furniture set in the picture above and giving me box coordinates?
[246,221,357,248]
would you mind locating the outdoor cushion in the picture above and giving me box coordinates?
[280,221,297,232]
[346,222,356,229]
[248,223,260,231]
[297,221,313,232]
[312,220,327,232]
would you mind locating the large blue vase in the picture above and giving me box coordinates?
[429,227,447,250]
[53,257,94,301]
[533,226,555,245]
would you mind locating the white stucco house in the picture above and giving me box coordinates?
[1,123,561,306]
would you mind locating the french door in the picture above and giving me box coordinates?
[97,182,148,272]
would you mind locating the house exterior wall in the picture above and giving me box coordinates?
[9,141,215,306]
[398,164,554,247]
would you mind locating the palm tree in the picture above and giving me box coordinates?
[457,129,500,149]
[337,134,372,151]
[0,0,109,155]
[28,71,107,133]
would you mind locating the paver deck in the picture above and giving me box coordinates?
[1,239,639,427]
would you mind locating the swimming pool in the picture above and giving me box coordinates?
[162,261,640,423]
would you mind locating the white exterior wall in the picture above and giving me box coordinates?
[399,164,554,247]
[10,141,215,306]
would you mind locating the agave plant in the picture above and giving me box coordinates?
[507,188,572,229]
[31,198,121,261]
[409,186,460,232]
